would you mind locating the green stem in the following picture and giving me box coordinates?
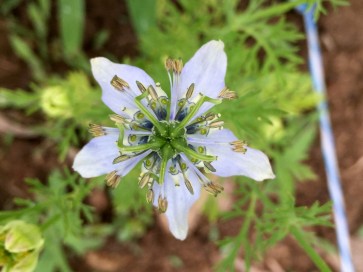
[134,91,168,136]
[118,141,162,152]
[239,193,257,270]
[245,0,306,23]
[221,193,257,271]
[171,141,216,162]
[290,226,332,272]
[158,145,173,184]
[171,94,221,137]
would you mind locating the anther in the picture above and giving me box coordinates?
[146,189,154,204]
[136,81,147,93]
[218,87,237,100]
[158,195,168,213]
[165,58,174,71]
[205,112,217,121]
[139,173,152,189]
[173,59,183,74]
[230,140,247,153]
[209,121,224,128]
[109,114,128,124]
[203,161,216,172]
[111,75,129,91]
[113,154,131,164]
[204,182,224,196]
[89,123,105,137]
[184,178,194,195]
[186,83,195,100]
[147,85,158,101]
[105,171,121,188]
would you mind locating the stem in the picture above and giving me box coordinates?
[245,0,306,23]
[290,226,332,272]
[116,123,165,152]
[134,92,167,136]
[171,94,221,137]
[240,193,257,270]
[118,141,162,152]
[220,193,257,270]
[157,145,173,184]
[171,141,216,162]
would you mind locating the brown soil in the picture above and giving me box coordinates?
[1,0,363,271]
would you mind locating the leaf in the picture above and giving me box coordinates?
[126,0,156,36]
[9,35,45,80]
[58,0,85,57]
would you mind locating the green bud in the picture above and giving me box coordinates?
[41,86,71,118]
[0,220,44,272]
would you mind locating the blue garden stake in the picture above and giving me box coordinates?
[296,4,355,272]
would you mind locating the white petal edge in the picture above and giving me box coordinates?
[188,129,275,181]
[180,40,227,99]
[91,57,156,116]
[73,133,150,178]
[152,159,201,240]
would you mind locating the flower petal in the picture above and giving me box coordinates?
[180,40,227,99]
[91,57,156,116]
[188,129,275,181]
[73,132,150,178]
[152,159,201,240]
[175,40,227,119]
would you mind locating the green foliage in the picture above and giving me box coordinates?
[0,72,109,159]
[4,0,88,79]
[58,0,85,58]
[129,0,336,270]
[126,0,157,36]
[0,0,349,271]
[0,170,98,272]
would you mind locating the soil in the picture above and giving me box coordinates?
[1,0,363,271]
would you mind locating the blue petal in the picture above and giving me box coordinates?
[73,132,150,178]
[182,41,227,117]
[188,129,275,181]
[91,57,156,116]
[152,159,201,240]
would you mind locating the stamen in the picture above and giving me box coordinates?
[171,141,217,162]
[177,160,194,195]
[204,182,224,197]
[105,171,121,188]
[230,140,247,154]
[165,57,174,71]
[89,123,106,137]
[205,112,221,121]
[158,195,168,213]
[109,114,129,124]
[203,161,216,172]
[218,87,237,100]
[186,83,195,100]
[113,154,131,164]
[136,81,147,93]
[139,172,152,189]
[184,178,194,195]
[146,189,154,203]
[147,85,158,101]
[171,93,222,137]
[111,75,129,91]
[173,59,183,74]
[209,121,224,128]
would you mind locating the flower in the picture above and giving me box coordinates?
[73,40,275,240]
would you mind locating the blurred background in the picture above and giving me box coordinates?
[0,0,362,271]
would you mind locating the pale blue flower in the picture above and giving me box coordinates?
[73,40,275,240]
